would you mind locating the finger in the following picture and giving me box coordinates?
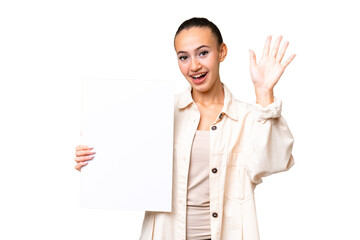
[75,161,88,171]
[74,155,95,163]
[270,35,283,58]
[76,145,94,151]
[76,149,96,157]
[262,35,272,57]
[276,41,289,63]
[249,49,257,67]
[282,53,296,68]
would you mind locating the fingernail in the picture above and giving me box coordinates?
[88,145,94,149]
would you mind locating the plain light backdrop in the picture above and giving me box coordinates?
[0,0,359,239]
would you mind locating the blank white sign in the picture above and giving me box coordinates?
[81,79,174,212]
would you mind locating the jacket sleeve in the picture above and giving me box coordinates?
[246,97,295,185]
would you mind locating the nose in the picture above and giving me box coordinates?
[190,57,201,72]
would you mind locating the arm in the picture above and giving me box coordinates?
[246,35,296,184]
[246,98,295,184]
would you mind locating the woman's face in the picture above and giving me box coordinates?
[174,27,227,94]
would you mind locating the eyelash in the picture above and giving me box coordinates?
[179,56,188,61]
[179,51,209,61]
[199,51,208,57]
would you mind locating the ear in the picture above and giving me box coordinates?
[219,43,228,62]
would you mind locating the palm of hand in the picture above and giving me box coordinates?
[249,35,296,91]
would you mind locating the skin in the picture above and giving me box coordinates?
[74,145,95,171]
[74,26,296,171]
[249,35,296,106]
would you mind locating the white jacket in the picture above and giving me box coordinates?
[139,82,294,240]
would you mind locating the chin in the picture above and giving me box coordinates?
[189,81,214,94]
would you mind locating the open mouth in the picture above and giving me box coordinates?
[190,72,208,83]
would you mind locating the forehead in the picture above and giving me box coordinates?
[174,27,217,52]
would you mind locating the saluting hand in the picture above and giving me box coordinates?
[249,35,296,106]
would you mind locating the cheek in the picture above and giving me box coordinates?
[207,57,220,72]
[178,62,188,76]
[200,54,217,69]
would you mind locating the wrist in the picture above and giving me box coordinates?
[255,88,274,107]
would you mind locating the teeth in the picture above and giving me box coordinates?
[192,73,206,79]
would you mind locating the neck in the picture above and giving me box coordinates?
[191,79,224,106]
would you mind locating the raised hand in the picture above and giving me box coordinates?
[249,35,296,106]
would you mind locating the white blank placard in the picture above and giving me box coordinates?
[81,79,174,211]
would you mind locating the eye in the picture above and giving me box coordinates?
[199,51,208,57]
[178,55,188,61]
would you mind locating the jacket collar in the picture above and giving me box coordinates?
[177,82,238,121]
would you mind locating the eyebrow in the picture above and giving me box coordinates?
[177,45,210,55]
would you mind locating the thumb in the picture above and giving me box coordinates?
[249,49,257,67]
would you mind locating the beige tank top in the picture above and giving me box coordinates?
[186,130,211,239]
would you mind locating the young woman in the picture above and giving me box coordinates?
[75,17,296,240]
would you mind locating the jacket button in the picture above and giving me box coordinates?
[212,212,218,218]
[212,168,217,173]
[219,113,223,119]
[211,126,217,131]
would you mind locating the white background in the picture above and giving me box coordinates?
[0,0,359,239]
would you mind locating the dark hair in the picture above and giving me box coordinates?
[174,17,223,46]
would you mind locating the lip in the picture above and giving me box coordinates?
[189,72,208,85]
